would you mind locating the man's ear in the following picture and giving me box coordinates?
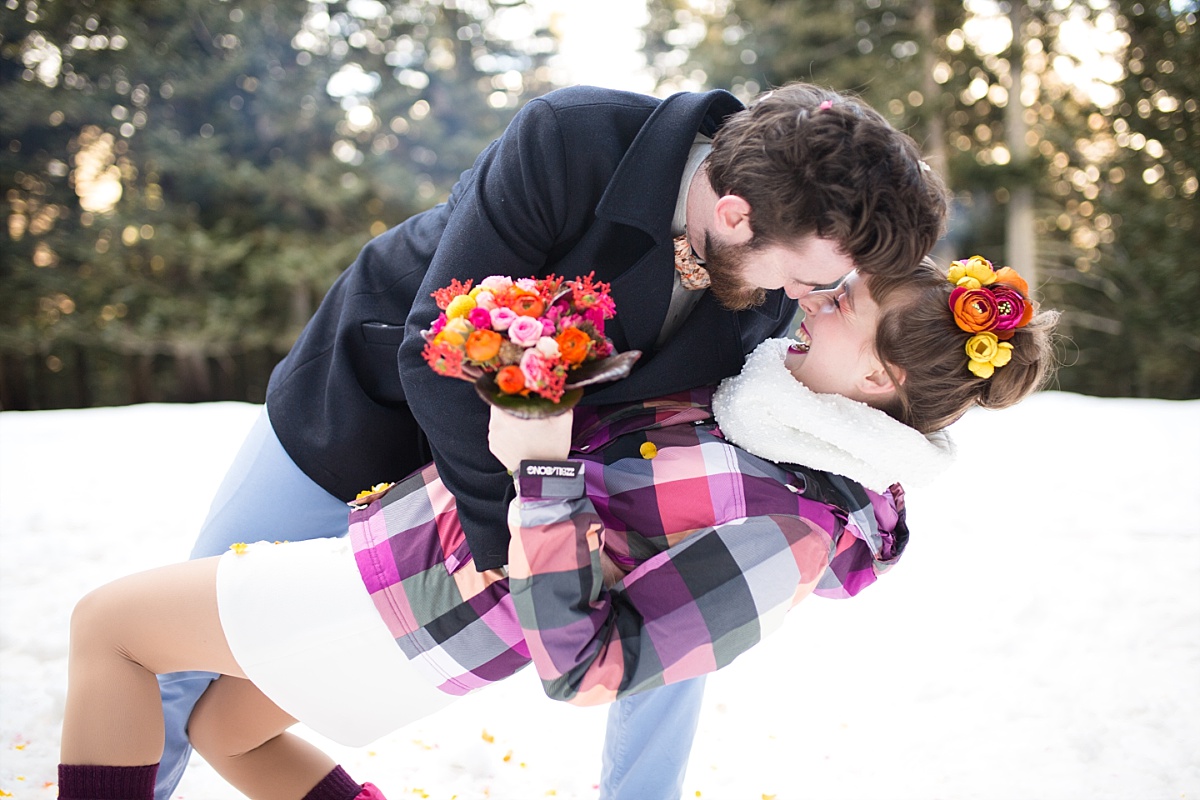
[859,359,903,399]
[712,194,754,244]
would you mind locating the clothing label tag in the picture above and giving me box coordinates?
[522,461,580,479]
[518,460,585,499]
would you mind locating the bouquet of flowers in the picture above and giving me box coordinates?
[421,273,641,418]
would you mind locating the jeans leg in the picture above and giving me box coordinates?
[154,409,352,800]
[599,676,706,800]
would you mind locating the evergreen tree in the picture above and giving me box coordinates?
[1,0,556,408]
[1049,0,1197,397]
[641,0,1198,398]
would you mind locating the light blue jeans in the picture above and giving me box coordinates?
[155,409,703,800]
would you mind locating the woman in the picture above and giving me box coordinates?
[58,257,1057,800]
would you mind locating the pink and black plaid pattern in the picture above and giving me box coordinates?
[350,390,907,703]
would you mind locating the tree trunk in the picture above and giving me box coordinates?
[916,0,956,267]
[1005,0,1037,285]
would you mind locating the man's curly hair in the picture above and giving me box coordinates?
[705,83,949,278]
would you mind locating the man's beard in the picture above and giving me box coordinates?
[703,231,768,311]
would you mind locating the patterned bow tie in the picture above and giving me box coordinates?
[673,235,710,290]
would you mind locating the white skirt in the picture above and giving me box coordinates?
[215,536,457,746]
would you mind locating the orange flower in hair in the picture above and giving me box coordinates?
[949,287,999,332]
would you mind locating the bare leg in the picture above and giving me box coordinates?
[60,556,336,798]
[189,676,336,799]
[61,557,243,766]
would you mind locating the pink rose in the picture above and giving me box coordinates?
[480,275,513,293]
[519,348,566,402]
[489,307,517,331]
[508,315,543,347]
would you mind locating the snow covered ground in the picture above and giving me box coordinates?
[2,392,1198,799]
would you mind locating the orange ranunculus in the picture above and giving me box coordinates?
[495,365,526,394]
[949,286,999,333]
[510,293,546,318]
[465,329,502,362]
[556,327,592,366]
[992,266,1030,298]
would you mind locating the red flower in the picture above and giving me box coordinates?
[430,279,474,311]
[571,272,615,315]
[422,341,464,377]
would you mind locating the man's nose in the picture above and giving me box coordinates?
[785,283,814,300]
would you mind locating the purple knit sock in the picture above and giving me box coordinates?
[301,765,365,800]
[57,763,158,800]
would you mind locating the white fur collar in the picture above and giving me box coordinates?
[712,339,956,492]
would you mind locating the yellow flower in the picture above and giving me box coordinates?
[355,482,393,502]
[230,542,249,555]
[639,442,658,459]
[435,317,473,347]
[965,332,1013,379]
[948,255,997,289]
[444,294,477,319]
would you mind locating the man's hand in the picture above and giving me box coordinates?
[487,405,574,472]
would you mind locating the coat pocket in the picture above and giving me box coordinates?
[361,320,406,345]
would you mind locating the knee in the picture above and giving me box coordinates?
[68,582,125,660]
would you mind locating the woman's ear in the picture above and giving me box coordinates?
[858,358,904,400]
[712,195,754,244]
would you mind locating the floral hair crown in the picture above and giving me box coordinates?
[947,255,1034,379]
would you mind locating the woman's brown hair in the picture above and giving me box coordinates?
[867,259,1060,434]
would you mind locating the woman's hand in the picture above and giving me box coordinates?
[487,405,574,472]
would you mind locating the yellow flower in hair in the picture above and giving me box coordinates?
[965,331,1013,379]
[948,255,997,289]
[230,542,250,555]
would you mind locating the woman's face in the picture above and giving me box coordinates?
[785,272,889,402]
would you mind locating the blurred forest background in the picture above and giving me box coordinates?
[2,0,1196,410]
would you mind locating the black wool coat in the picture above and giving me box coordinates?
[266,86,794,569]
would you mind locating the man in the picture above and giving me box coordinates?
[157,82,947,800]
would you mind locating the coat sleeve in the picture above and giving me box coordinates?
[505,462,841,705]
[396,97,577,571]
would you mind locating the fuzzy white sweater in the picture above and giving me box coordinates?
[712,339,956,492]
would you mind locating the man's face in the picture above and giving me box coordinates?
[703,232,856,311]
